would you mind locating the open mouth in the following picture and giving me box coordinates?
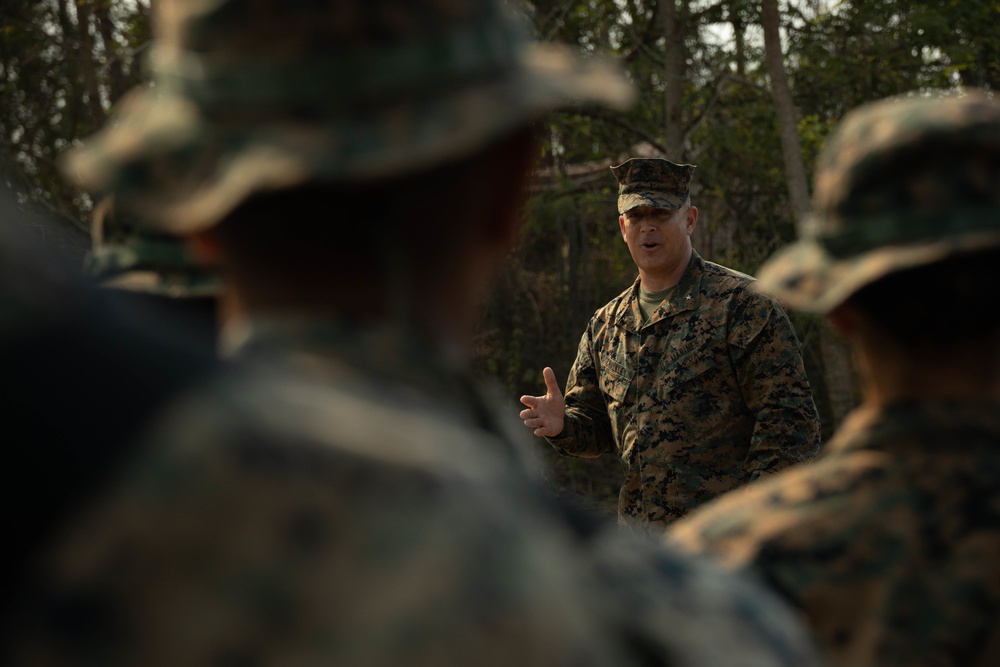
[641,242,661,249]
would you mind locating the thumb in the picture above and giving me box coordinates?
[542,366,562,398]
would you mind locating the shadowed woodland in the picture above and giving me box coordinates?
[3,0,999,513]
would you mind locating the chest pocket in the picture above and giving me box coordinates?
[656,341,740,439]
[599,356,634,405]
[657,341,720,398]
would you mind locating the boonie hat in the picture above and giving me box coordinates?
[88,197,221,298]
[611,158,696,214]
[758,90,1000,313]
[60,0,636,236]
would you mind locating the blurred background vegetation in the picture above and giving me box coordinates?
[3,0,999,513]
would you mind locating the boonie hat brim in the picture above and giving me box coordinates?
[61,43,635,236]
[757,224,1000,313]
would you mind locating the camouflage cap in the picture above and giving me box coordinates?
[758,90,1000,313]
[611,158,696,214]
[87,197,221,298]
[60,0,636,236]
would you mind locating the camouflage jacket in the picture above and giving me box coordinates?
[548,252,820,529]
[668,400,1000,667]
[6,317,823,667]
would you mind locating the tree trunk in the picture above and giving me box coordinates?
[75,0,107,125]
[660,0,685,161]
[760,0,810,220]
[761,0,856,427]
[730,2,746,76]
[93,2,128,103]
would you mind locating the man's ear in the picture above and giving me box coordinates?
[619,214,627,242]
[184,231,223,267]
[478,128,539,248]
[685,205,699,235]
[827,300,859,339]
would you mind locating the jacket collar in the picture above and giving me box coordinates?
[615,251,705,332]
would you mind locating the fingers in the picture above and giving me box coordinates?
[542,366,562,397]
[518,367,564,438]
[525,419,554,438]
[520,407,550,436]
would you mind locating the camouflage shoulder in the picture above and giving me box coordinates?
[18,367,644,666]
[697,259,781,315]
[699,259,795,313]
[700,258,757,287]
[590,525,825,667]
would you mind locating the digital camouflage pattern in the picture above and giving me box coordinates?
[758,90,1000,313]
[668,400,1000,667]
[60,0,635,236]
[7,320,826,667]
[612,158,697,214]
[87,197,220,298]
[547,252,821,530]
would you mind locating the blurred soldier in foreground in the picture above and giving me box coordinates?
[669,90,1000,666]
[521,157,820,530]
[8,1,823,665]
[0,183,217,654]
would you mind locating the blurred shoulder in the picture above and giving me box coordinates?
[588,525,825,667]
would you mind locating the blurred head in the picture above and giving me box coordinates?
[758,90,1000,318]
[200,127,540,324]
[61,0,635,341]
[843,248,1000,355]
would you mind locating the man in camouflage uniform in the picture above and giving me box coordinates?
[4,1,825,666]
[521,157,821,530]
[669,90,1000,666]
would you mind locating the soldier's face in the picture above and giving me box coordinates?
[619,204,697,285]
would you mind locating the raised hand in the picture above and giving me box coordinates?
[518,366,566,438]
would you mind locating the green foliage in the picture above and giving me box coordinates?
[0,0,150,221]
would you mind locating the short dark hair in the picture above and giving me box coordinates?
[210,127,535,296]
[849,247,1000,349]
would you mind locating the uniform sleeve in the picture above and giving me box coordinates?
[728,286,821,479]
[546,328,616,459]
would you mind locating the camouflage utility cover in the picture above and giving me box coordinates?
[60,0,635,235]
[611,158,696,214]
[8,318,825,667]
[668,400,1000,667]
[548,253,821,530]
[759,90,1000,313]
